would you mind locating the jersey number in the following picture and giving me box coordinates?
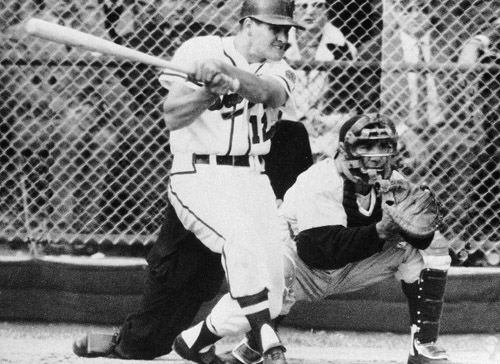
[249,110,282,144]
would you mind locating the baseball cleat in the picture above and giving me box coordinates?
[72,333,116,358]
[408,339,450,364]
[172,334,223,364]
[217,350,245,364]
[218,339,263,364]
[263,346,287,364]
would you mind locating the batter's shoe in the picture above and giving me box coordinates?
[263,346,287,364]
[217,351,244,364]
[408,339,450,364]
[72,333,117,358]
[218,339,263,364]
[173,335,224,364]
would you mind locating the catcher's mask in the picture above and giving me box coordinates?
[336,114,398,185]
[239,0,305,30]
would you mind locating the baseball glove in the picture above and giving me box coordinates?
[377,179,443,239]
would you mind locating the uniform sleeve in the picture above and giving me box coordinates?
[259,60,299,119]
[280,160,347,232]
[262,60,297,94]
[295,224,385,270]
[158,37,205,90]
[295,174,347,231]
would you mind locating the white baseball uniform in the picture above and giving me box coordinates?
[160,35,298,336]
[279,158,451,308]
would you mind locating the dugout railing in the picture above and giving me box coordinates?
[0,0,499,266]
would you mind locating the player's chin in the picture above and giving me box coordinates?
[267,49,285,61]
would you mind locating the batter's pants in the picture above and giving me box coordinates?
[112,120,312,358]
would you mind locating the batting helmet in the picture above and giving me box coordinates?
[240,0,305,29]
[336,114,398,185]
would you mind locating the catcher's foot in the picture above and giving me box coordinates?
[72,333,117,358]
[408,340,450,364]
[172,335,223,364]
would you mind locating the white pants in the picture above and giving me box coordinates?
[168,157,284,336]
[283,241,451,311]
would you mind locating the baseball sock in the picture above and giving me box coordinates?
[236,289,281,353]
[181,319,221,353]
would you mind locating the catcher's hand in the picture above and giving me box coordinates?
[377,179,443,240]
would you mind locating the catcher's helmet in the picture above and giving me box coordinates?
[240,0,305,29]
[336,114,398,185]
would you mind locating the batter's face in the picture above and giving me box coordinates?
[248,19,291,62]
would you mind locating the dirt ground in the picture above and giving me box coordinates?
[0,321,498,364]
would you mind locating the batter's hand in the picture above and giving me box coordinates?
[192,59,240,94]
[206,73,239,96]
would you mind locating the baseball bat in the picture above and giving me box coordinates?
[25,18,240,91]
[24,18,192,74]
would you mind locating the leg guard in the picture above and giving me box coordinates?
[415,268,447,343]
[403,269,449,363]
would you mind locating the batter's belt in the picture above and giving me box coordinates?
[193,154,264,167]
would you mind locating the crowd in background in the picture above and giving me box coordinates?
[0,0,499,263]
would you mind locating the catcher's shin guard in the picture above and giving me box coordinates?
[403,269,449,363]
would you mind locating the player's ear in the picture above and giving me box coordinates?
[241,17,254,34]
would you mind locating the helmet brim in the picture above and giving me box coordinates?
[242,15,305,30]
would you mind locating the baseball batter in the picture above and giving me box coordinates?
[159,1,303,364]
[224,115,452,364]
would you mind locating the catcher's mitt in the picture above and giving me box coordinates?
[377,179,443,239]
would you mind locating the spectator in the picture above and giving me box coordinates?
[4,97,53,236]
[392,0,442,128]
[157,0,233,56]
[323,0,382,117]
[79,0,108,37]
[46,88,117,234]
[33,0,84,60]
[457,14,500,243]
[285,0,357,160]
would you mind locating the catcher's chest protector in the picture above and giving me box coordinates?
[343,180,382,228]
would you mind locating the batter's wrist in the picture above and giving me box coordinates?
[198,87,220,106]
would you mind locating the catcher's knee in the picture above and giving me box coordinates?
[421,236,451,270]
[280,252,297,316]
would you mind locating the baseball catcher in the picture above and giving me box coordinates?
[222,114,452,364]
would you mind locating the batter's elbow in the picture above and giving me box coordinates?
[163,115,183,131]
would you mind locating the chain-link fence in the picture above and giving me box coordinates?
[1,0,499,265]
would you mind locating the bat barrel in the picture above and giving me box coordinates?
[24,18,192,75]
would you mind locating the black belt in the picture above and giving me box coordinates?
[193,154,264,167]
